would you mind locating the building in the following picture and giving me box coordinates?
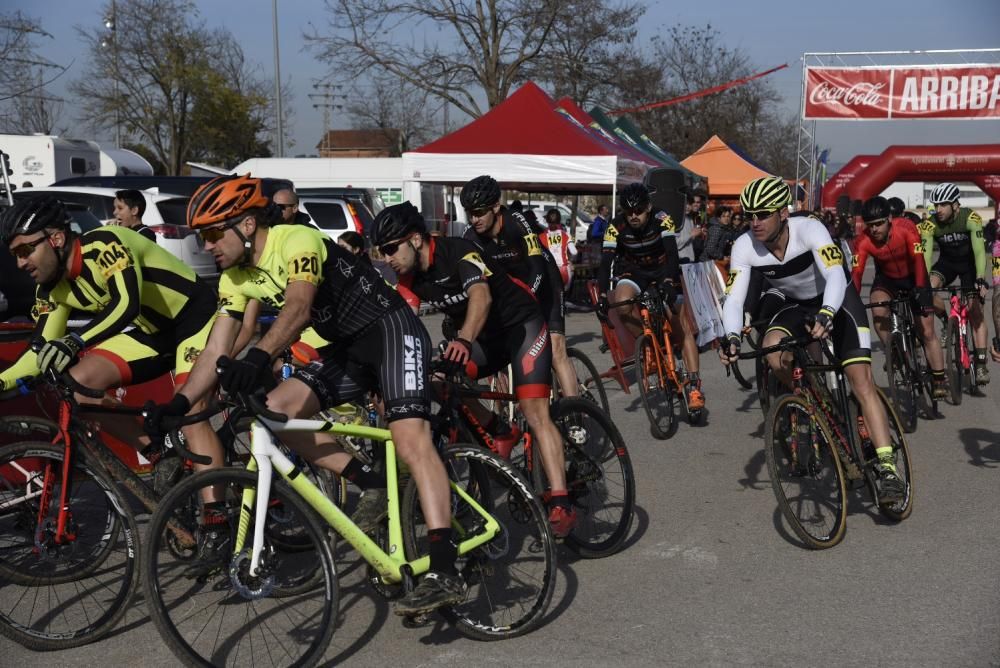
[315,129,402,158]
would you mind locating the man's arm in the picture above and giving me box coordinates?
[511,212,548,294]
[253,280,317,359]
[596,222,619,295]
[176,314,242,405]
[457,283,492,343]
[968,211,986,280]
[850,236,869,294]
[231,299,261,356]
[0,299,70,388]
[808,221,848,315]
[918,221,935,274]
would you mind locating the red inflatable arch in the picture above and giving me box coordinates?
[842,144,1000,207]
[820,155,878,209]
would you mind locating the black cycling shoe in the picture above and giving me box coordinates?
[394,571,467,616]
[873,458,905,502]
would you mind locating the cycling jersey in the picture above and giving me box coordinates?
[540,226,577,289]
[396,236,540,332]
[992,239,1000,287]
[918,207,986,280]
[216,224,403,343]
[464,208,552,294]
[851,219,928,294]
[597,208,681,294]
[1,226,213,386]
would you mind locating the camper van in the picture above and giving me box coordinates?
[0,135,153,188]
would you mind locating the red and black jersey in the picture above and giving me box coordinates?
[597,208,681,294]
[851,218,928,293]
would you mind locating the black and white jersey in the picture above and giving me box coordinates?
[722,217,848,335]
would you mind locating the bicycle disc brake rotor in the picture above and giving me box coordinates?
[33,517,78,560]
[229,546,277,599]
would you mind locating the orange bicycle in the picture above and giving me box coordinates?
[610,281,702,439]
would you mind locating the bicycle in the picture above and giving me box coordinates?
[143,389,557,667]
[554,347,610,414]
[738,335,913,549]
[933,286,986,404]
[432,361,634,558]
[865,293,938,433]
[610,281,702,439]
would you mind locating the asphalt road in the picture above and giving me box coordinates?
[6,308,1000,667]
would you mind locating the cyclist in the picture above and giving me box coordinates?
[0,195,219,465]
[596,182,705,410]
[143,175,464,615]
[540,208,578,291]
[719,176,904,501]
[852,196,948,399]
[918,182,990,385]
[887,196,906,221]
[460,175,581,406]
[991,217,1000,363]
[372,201,578,538]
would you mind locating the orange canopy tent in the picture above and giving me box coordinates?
[680,134,773,197]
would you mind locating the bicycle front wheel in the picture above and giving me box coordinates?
[944,317,963,405]
[634,334,675,439]
[731,356,753,390]
[0,441,139,650]
[144,468,338,667]
[886,335,918,433]
[764,396,848,549]
[401,444,556,640]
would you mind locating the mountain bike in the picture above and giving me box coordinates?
[934,286,985,404]
[143,388,557,667]
[738,335,913,549]
[431,361,634,559]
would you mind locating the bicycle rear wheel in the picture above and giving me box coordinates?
[886,335,918,433]
[0,441,139,650]
[401,444,556,640]
[634,334,675,439]
[944,317,963,405]
[764,396,847,549]
[563,347,610,415]
[532,398,635,558]
[144,468,337,667]
[849,391,914,522]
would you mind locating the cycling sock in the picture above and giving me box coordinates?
[875,446,895,464]
[342,458,385,490]
[203,501,228,526]
[427,528,457,575]
[548,490,571,511]
[931,369,945,377]
[688,371,700,383]
[974,348,987,364]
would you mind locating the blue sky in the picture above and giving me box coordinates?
[9,0,1000,170]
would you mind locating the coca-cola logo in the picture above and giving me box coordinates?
[809,81,885,107]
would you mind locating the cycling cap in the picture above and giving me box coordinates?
[886,197,905,218]
[929,182,960,205]
[861,196,892,223]
[460,175,502,210]
[370,201,426,247]
[187,174,269,229]
[618,182,651,210]
[1,196,69,245]
[740,176,791,212]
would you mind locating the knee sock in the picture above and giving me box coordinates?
[342,458,385,490]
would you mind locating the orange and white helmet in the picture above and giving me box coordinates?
[187,174,269,228]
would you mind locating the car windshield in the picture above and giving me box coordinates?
[307,202,348,230]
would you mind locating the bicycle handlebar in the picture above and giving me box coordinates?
[246,391,289,423]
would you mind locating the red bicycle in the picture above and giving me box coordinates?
[934,286,985,405]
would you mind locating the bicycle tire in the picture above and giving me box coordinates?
[944,317,963,405]
[763,396,848,549]
[634,334,675,439]
[731,357,753,390]
[0,441,139,650]
[886,335,918,433]
[849,391,914,522]
[562,347,610,415]
[531,398,635,558]
[963,321,982,396]
[144,467,338,667]
[400,444,556,640]
[0,415,59,443]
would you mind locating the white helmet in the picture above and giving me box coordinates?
[929,183,960,205]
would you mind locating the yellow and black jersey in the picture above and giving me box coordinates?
[597,208,681,294]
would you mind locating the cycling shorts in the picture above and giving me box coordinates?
[84,288,215,386]
[466,317,551,400]
[931,256,977,290]
[614,265,672,296]
[293,307,432,423]
[765,287,871,368]
[539,283,566,335]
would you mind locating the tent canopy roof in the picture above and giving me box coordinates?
[680,134,772,196]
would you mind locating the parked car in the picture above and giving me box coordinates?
[54,175,295,198]
[13,187,219,280]
[520,203,593,243]
[297,187,385,215]
[298,197,375,242]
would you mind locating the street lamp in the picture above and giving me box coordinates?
[101,1,121,147]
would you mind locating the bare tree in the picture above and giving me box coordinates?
[0,11,68,134]
[306,0,566,119]
[344,74,438,153]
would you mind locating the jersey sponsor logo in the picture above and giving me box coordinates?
[940,232,969,244]
[524,232,543,256]
[724,269,739,293]
[918,221,935,235]
[526,328,549,358]
[603,224,619,245]
[96,241,131,278]
[359,276,372,294]
[817,243,844,268]
[913,241,924,255]
[992,255,1000,280]
[333,257,353,279]
[31,298,56,320]
[183,346,201,364]
[655,211,676,232]
[461,252,492,277]
[851,254,859,268]
[403,334,425,392]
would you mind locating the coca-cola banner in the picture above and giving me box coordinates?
[804,65,1000,120]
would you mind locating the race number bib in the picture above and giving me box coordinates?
[817,244,844,268]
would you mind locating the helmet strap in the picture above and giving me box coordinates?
[231,225,254,266]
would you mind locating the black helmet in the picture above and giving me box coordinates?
[1,196,70,245]
[619,182,651,210]
[861,196,892,223]
[887,197,905,218]
[370,201,426,247]
[460,175,501,210]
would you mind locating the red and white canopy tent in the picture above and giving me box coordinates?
[401,82,653,195]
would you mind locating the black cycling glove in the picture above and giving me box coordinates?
[218,347,272,395]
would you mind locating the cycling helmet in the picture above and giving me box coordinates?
[740,176,791,212]
[887,197,905,218]
[1,196,69,245]
[861,196,892,223]
[187,173,269,229]
[370,201,426,247]
[460,175,501,210]
[929,182,960,205]
[619,182,651,210]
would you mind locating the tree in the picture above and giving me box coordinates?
[344,73,439,153]
[306,0,567,119]
[70,0,276,174]
[0,11,68,134]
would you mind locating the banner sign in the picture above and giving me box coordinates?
[804,65,1000,120]
[680,261,727,347]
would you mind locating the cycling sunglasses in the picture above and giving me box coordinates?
[198,220,241,243]
[379,233,417,257]
[864,217,889,228]
[623,206,647,217]
[745,209,778,221]
[9,235,50,259]
[466,206,493,219]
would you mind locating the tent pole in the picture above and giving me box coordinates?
[611,184,617,218]
[571,195,580,239]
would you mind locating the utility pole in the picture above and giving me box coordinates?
[102,1,121,147]
[309,82,343,157]
[272,0,284,157]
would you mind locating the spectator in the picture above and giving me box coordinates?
[678,191,707,263]
[113,189,156,242]
[337,230,367,257]
[272,188,310,226]
[589,204,609,243]
[701,206,736,261]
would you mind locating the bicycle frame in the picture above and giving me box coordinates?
[636,291,687,397]
[948,292,971,369]
[237,416,501,584]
